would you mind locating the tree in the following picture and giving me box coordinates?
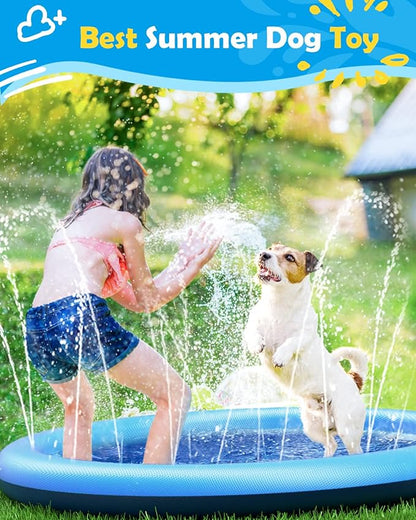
[91,79,161,152]
[207,91,293,197]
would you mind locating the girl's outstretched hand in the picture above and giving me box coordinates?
[176,221,222,272]
[151,220,223,308]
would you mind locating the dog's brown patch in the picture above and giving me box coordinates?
[349,371,364,392]
[269,244,316,284]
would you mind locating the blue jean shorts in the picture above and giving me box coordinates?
[26,293,139,384]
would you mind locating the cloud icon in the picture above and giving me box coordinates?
[17,5,56,43]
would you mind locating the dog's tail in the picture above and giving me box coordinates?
[331,347,368,392]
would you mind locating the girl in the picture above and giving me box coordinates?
[26,146,221,464]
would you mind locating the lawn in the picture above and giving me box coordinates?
[0,497,415,520]
[0,137,415,519]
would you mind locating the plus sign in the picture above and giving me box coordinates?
[53,9,67,26]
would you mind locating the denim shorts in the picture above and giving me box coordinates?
[26,293,140,384]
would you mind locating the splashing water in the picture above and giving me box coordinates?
[0,204,58,446]
[366,239,403,445]
[146,206,268,386]
[362,191,408,452]
[2,255,34,442]
[0,322,34,447]
[367,293,409,450]
[1,196,413,462]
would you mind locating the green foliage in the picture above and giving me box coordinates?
[0,75,105,176]
[1,74,404,209]
[91,79,160,152]
[0,74,407,204]
[0,75,162,180]
[140,116,230,201]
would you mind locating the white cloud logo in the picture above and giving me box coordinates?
[17,5,56,43]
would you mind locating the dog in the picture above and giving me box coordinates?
[243,242,368,457]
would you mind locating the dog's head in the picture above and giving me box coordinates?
[257,243,320,286]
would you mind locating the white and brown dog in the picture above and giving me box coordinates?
[243,243,368,457]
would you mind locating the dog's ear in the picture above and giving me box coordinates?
[304,251,320,273]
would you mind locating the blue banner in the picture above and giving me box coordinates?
[1,0,416,100]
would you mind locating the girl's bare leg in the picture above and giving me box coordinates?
[107,341,191,464]
[50,372,95,460]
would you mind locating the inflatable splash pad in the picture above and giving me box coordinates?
[1,407,415,515]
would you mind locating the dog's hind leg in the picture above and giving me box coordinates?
[341,435,363,455]
[323,436,338,457]
[333,405,365,455]
[336,424,363,455]
[301,407,338,457]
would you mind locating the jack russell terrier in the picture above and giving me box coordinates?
[243,243,368,457]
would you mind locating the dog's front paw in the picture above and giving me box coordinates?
[247,334,265,355]
[272,349,293,368]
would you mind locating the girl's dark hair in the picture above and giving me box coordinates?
[62,146,150,228]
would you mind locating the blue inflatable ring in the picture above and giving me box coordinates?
[1,407,415,515]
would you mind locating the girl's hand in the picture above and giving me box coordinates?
[175,221,222,271]
[149,221,223,310]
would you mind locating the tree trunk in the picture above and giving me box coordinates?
[228,141,242,198]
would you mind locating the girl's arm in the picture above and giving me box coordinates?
[110,282,146,312]
[113,214,221,313]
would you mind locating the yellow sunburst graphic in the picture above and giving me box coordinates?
[296,0,409,88]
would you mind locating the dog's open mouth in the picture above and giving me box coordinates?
[258,266,281,282]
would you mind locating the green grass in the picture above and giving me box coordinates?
[0,495,415,520]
